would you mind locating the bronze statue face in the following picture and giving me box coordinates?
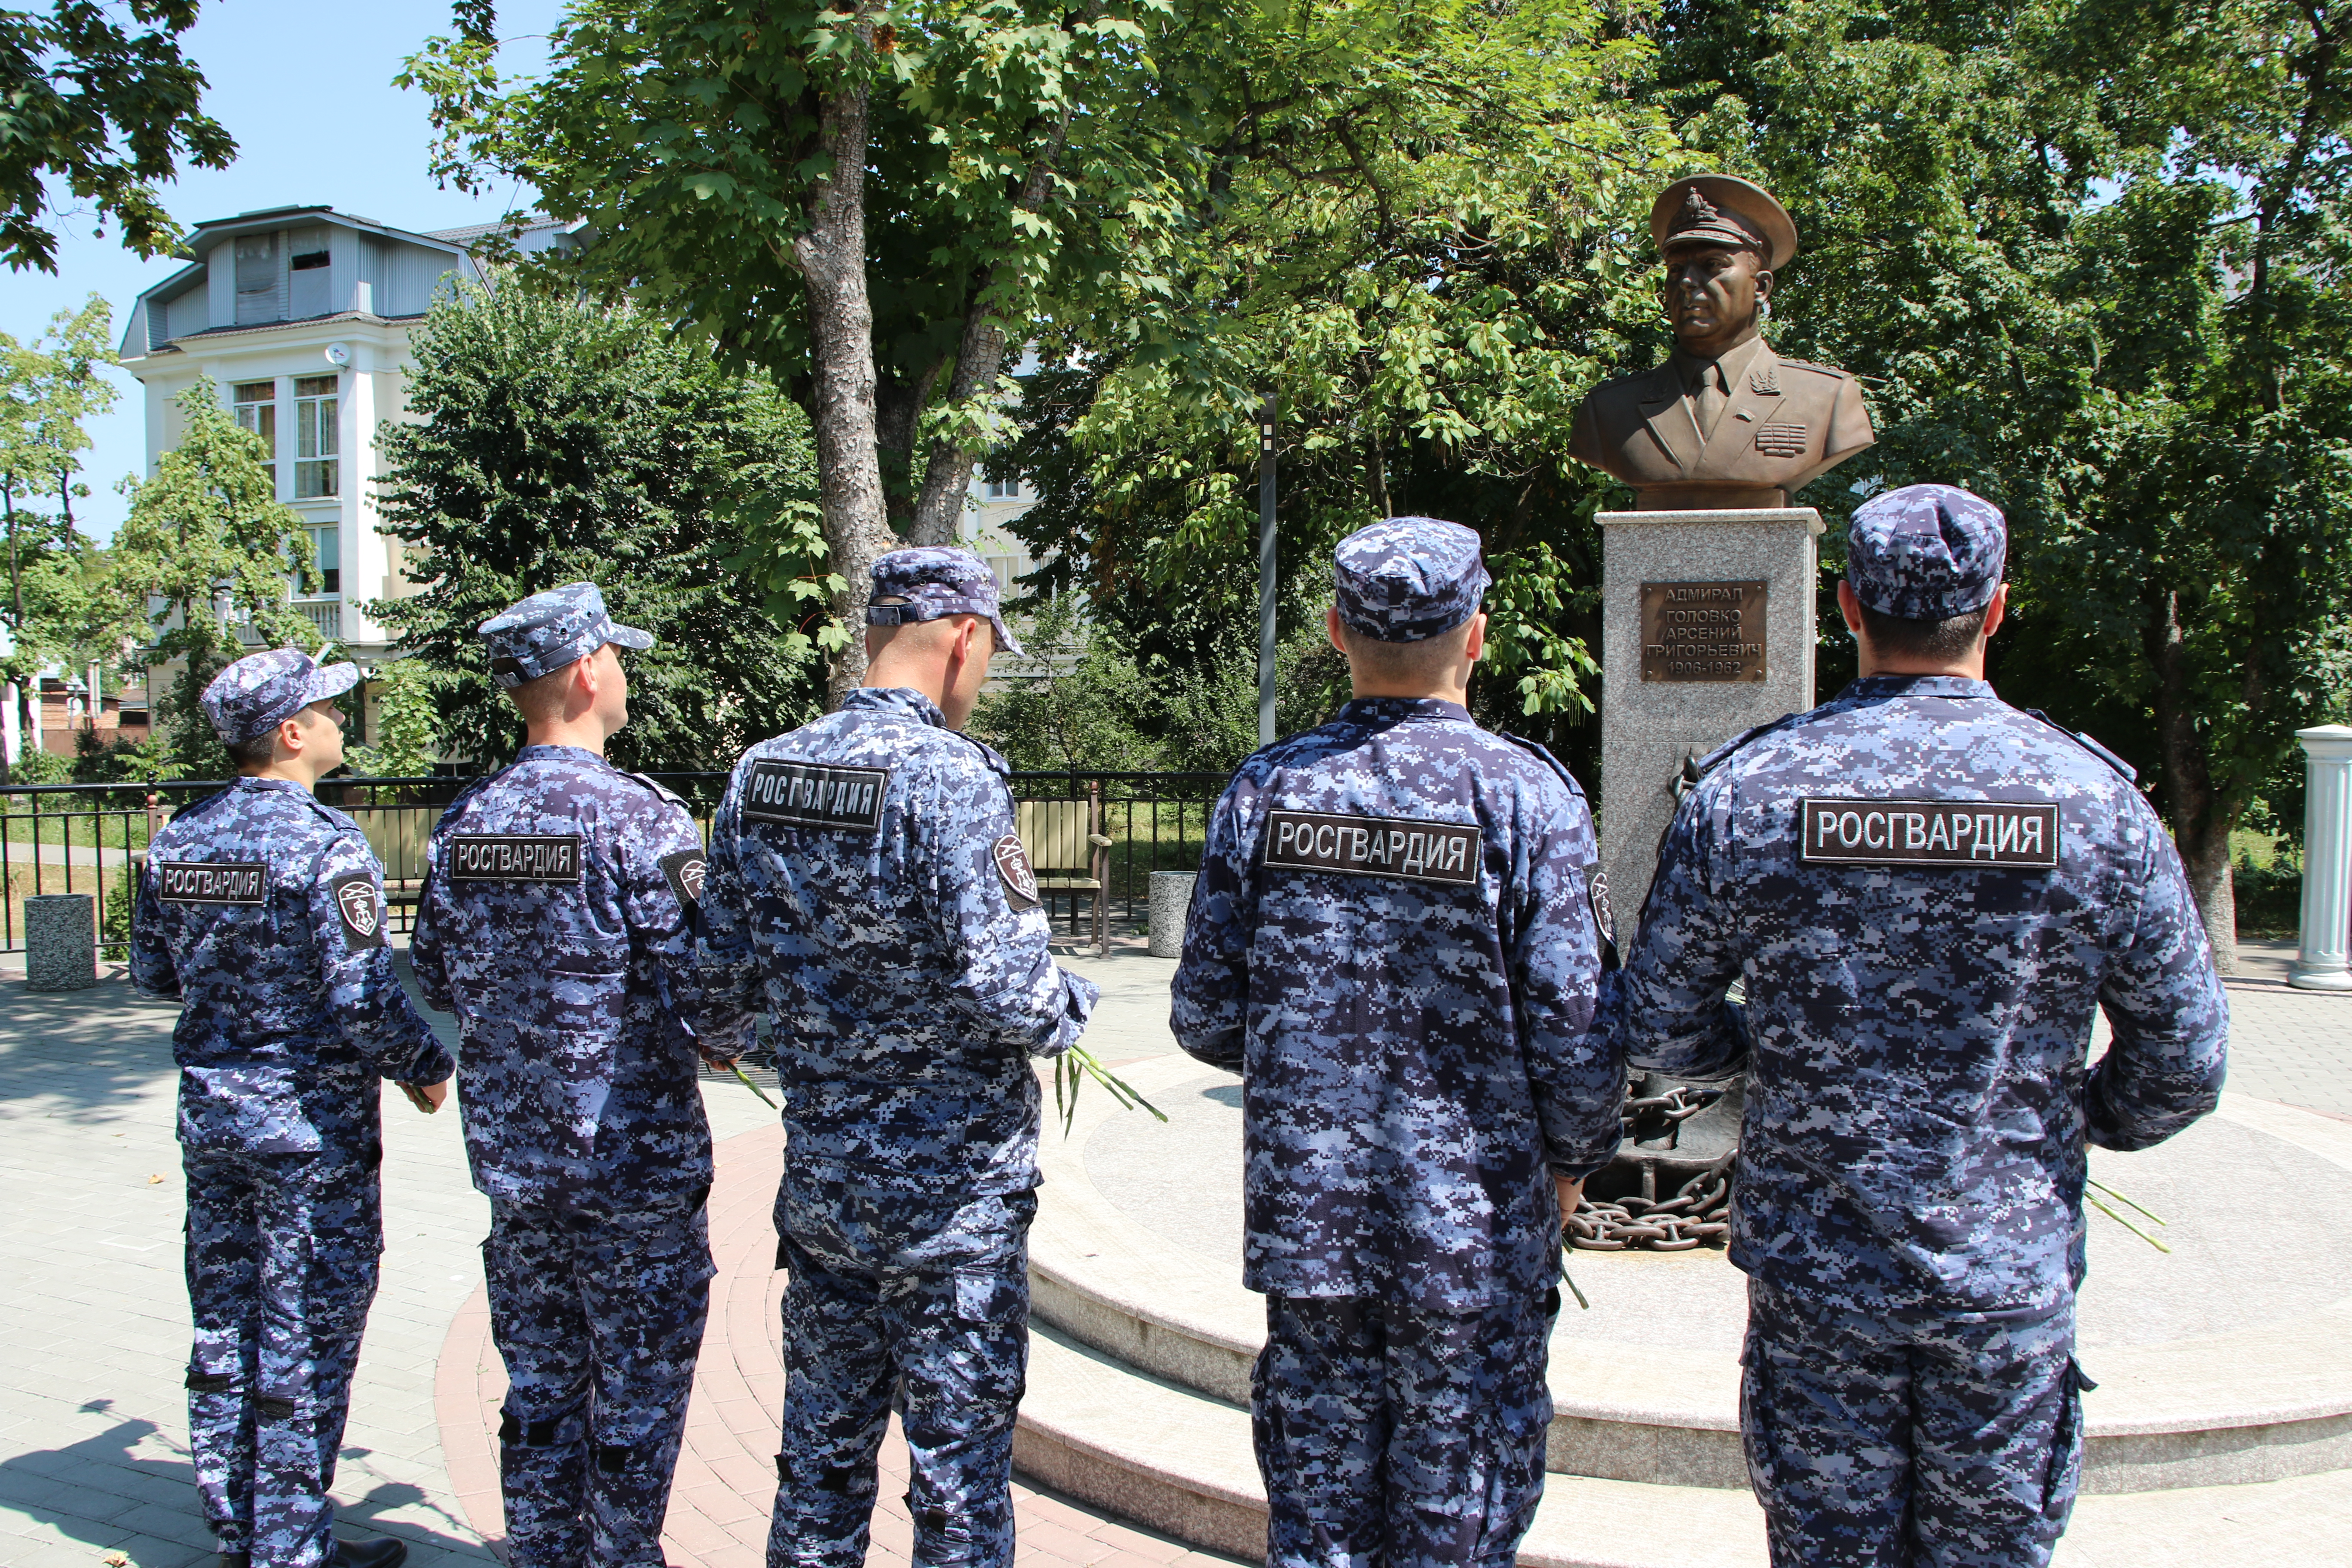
[1660,242,1774,360]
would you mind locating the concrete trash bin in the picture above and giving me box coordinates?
[1148,871,1197,960]
[25,893,97,991]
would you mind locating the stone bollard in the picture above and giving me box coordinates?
[2290,725,2352,991]
[1148,871,1198,960]
[24,893,97,991]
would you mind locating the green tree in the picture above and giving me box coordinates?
[103,380,318,779]
[1646,0,2352,967]
[400,0,1188,701]
[0,0,235,272]
[340,658,443,779]
[370,281,824,772]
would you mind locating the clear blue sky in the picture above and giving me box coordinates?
[2,0,564,539]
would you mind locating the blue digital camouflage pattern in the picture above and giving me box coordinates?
[867,546,1024,655]
[478,581,655,688]
[1742,1281,2088,1568]
[131,775,449,1566]
[1846,483,2007,621]
[698,685,1097,1194]
[132,776,453,1152]
[413,745,747,1566]
[200,646,362,745]
[182,1150,380,1568]
[1255,1289,1558,1568]
[484,1194,713,1568]
[1608,674,2228,1317]
[411,745,753,1204]
[1330,518,1491,642]
[699,682,1094,1568]
[765,1185,1036,1568]
[1169,697,1620,1314]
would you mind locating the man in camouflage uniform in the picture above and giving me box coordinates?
[1607,483,2230,1568]
[133,646,453,1568]
[1169,518,1623,1567]
[411,583,753,1568]
[697,548,1098,1568]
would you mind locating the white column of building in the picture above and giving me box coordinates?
[3,683,19,766]
[2289,724,2352,991]
[337,340,385,646]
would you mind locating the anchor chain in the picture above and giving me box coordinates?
[1567,1084,1736,1252]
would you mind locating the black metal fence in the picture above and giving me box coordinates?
[0,767,1228,959]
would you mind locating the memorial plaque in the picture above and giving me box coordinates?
[1640,580,1768,683]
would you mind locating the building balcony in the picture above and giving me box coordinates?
[291,597,341,641]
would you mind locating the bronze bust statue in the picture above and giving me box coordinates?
[1568,175,1875,510]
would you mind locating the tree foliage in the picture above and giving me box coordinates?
[103,380,317,780]
[0,0,234,272]
[0,294,115,685]
[370,281,824,772]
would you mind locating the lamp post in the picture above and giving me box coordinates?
[1256,394,1278,747]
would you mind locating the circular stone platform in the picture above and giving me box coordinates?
[1036,1055,2352,1495]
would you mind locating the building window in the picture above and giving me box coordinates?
[983,476,1020,501]
[234,233,278,325]
[290,248,330,271]
[310,525,339,596]
[294,375,339,498]
[232,381,276,490]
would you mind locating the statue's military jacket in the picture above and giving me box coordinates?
[131,776,452,1156]
[1568,337,1874,502]
[411,746,750,1207]
[1610,675,2230,1317]
[698,686,1098,1197]
[1169,698,1622,1314]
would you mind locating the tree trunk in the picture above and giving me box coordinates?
[792,19,899,710]
[2146,590,2237,973]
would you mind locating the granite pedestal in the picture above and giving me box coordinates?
[1149,871,1197,960]
[1599,506,1823,934]
[23,893,96,991]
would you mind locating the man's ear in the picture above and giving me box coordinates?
[1326,604,1348,655]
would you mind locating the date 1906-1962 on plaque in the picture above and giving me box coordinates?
[1640,580,1768,683]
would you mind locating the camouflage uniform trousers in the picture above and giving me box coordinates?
[766,1181,1038,1568]
[1742,1279,2091,1568]
[183,1148,383,1568]
[1253,1285,1561,1568]
[483,1190,714,1568]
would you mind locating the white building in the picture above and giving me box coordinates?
[117,204,582,662]
[118,201,1051,692]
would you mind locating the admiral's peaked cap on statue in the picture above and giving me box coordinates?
[478,581,656,689]
[1332,517,1491,643]
[1846,483,2008,622]
[1651,175,1798,272]
[867,547,1026,657]
[201,646,362,746]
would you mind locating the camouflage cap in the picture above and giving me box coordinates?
[1847,483,2008,621]
[200,646,362,746]
[478,581,655,689]
[866,547,1025,657]
[1332,517,1492,643]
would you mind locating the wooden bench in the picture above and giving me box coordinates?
[1017,796,1114,955]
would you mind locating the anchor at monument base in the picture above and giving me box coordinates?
[1568,1071,1744,1252]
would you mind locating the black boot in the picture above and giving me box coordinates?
[333,1539,408,1568]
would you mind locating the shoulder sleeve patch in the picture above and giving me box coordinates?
[1586,863,1620,972]
[329,873,386,949]
[993,833,1041,910]
[659,847,707,906]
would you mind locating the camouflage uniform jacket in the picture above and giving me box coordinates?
[411,745,752,1206]
[1610,675,2229,1316]
[131,776,452,1155]
[698,686,1098,1197]
[1169,697,1620,1314]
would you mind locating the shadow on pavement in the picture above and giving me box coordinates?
[1,1409,495,1566]
[0,974,181,1119]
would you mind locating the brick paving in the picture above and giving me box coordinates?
[2,931,2340,1568]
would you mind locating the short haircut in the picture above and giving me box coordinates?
[1856,601,1991,665]
[1336,616,1476,685]
[227,732,278,769]
[865,610,989,660]
[506,661,578,724]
